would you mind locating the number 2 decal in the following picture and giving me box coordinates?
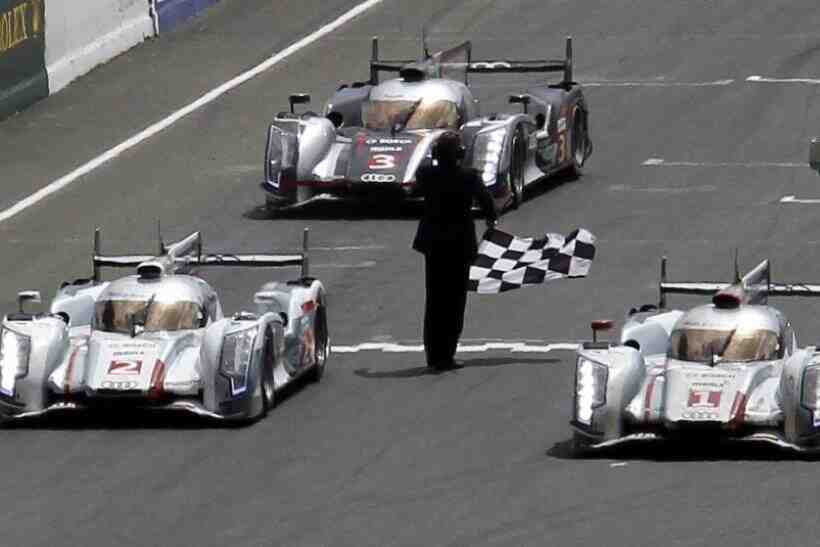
[369,154,396,170]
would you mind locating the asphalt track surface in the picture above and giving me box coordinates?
[2,1,820,545]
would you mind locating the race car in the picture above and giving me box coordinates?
[0,228,329,423]
[261,35,592,212]
[571,257,820,453]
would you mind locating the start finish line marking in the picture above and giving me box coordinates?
[642,158,805,168]
[331,341,581,354]
[780,195,820,204]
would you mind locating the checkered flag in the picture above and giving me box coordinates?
[468,228,596,293]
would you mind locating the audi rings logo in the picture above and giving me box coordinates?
[361,173,397,183]
[101,380,140,390]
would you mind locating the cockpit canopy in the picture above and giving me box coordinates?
[362,78,473,132]
[362,98,460,131]
[668,304,787,363]
[93,275,216,334]
[94,299,205,333]
[669,327,782,362]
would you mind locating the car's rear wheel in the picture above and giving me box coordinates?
[507,127,526,209]
[306,303,329,383]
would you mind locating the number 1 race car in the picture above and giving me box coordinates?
[571,258,820,453]
[0,229,329,424]
[261,36,592,212]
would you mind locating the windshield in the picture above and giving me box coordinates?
[363,99,460,131]
[94,299,203,333]
[669,328,781,362]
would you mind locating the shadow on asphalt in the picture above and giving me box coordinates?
[354,356,561,379]
[0,375,313,431]
[243,172,576,221]
[243,197,423,221]
[547,438,820,462]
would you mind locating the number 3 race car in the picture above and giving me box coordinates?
[261,36,592,212]
[0,229,329,424]
[571,258,820,453]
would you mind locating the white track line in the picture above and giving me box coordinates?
[331,341,581,354]
[585,79,734,87]
[781,195,820,204]
[747,75,820,84]
[0,0,385,224]
[643,158,805,168]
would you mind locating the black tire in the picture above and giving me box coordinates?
[296,185,314,205]
[568,108,587,178]
[571,432,593,457]
[260,328,276,413]
[507,127,526,210]
[305,303,329,383]
[265,195,287,218]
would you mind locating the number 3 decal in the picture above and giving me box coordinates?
[369,154,396,170]
[557,134,567,163]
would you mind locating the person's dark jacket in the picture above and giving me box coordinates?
[412,163,498,261]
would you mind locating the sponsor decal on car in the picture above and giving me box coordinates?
[100,380,140,390]
[361,173,397,183]
[681,409,720,421]
[368,153,396,170]
[108,359,143,375]
[687,389,722,408]
[365,137,413,145]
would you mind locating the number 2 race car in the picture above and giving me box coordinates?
[571,258,820,453]
[0,229,329,424]
[261,36,592,212]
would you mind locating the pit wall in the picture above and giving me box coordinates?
[0,0,220,120]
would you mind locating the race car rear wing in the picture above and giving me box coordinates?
[369,35,574,86]
[658,256,820,308]
[92,227,310,282]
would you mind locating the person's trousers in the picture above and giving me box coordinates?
[423,251,471,366]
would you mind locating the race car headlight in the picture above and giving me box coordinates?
[220,326,258,396]
[801,365,820,412]
[575,357,607,426]
[0,327,31,396]
[477,129,506,183]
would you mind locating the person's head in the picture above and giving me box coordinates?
[432,131,465,168]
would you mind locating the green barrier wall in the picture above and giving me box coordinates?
[0,0,47,120]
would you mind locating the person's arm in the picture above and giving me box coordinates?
[416,164,431,198]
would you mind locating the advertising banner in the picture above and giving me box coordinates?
[0,0,47,119]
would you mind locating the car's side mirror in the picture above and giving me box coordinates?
[508,94,530,114]
[17,290,41,314]
[288,93,311,114]
[810,138,820,174]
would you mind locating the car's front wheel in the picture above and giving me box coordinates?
[568,108,587,178]
[507,126,527,209]
[306,302,329,383]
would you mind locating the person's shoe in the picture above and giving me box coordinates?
[434,359,464,371]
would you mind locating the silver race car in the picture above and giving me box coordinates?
[571,258,820,453]
[262,36,592,212]
[0,229,329,423]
